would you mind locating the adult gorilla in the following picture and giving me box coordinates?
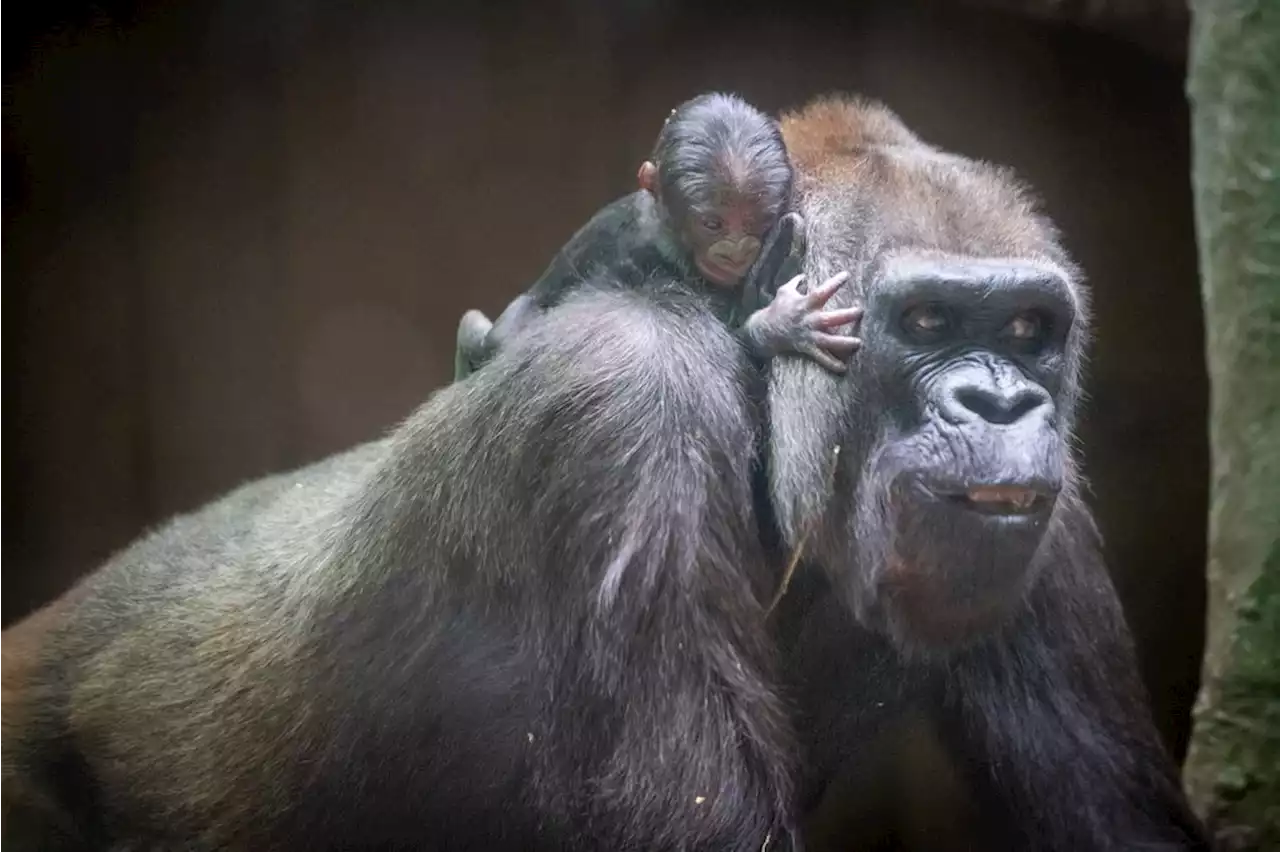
[0,94,1206,852]
[766,97,1209,850]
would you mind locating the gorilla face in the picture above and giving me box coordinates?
[764,96,1095,662]
[843,254,1081,651]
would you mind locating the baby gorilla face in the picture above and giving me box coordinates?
[640,93,793,289]
[685,198,771,288]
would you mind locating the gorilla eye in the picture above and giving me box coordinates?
[901,303,952,339]
[1004,311,1047,345]
[700,214,724,233]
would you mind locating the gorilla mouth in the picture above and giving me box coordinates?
[948,485,1051,517]
[696,256,751,286]
[907,477,1058,519]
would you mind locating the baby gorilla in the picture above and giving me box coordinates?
[454,92,862,380]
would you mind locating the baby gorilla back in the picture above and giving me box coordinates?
[2,285,796,851]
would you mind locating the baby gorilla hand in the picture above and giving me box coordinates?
[746,271,862,373]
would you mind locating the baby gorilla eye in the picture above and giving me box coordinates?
[901,303,951,339]
[699,214,725,234]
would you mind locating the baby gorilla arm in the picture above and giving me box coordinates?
[740,271,863,373]
[461,275,860,382]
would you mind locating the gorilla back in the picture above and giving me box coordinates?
[2,285,796,851]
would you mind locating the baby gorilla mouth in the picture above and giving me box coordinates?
[697,255,753,286]
[947,485,1049,516]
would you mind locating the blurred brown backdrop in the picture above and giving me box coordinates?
[4,0,1206,762]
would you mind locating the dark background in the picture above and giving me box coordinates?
[4,0,1207,763]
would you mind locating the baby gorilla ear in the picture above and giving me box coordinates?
[637,161,659,196]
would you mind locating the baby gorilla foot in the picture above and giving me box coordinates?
[455,309,495,381]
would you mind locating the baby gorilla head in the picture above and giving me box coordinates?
[638,93,794,288]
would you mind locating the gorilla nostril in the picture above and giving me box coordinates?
[955,389,1001,423]
[954,387,1047,425]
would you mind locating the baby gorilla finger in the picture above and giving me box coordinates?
[800,342,849,374]
[812,332,862,355]
[812,307,864,331]
[805,271,852,307]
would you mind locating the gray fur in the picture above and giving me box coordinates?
[3,284,797,851]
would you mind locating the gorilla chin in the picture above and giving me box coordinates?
[865,465,1063,654]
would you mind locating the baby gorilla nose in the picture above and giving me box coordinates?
[711,236,761,270]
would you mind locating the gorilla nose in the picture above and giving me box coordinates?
[718,237,760,266]
[949,384,1051,426]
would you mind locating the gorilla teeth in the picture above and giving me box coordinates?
[966,486,1039,511]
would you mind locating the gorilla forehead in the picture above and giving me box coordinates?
[778,95,1080,301]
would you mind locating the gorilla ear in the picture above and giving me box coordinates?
[638,161,659,196]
